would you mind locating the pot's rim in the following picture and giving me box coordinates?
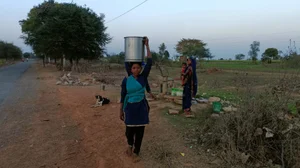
[124,36,144,39]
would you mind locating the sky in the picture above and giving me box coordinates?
[0,0,300,59]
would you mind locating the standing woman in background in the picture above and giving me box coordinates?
[120,37,152,162]
[182,57,196,115]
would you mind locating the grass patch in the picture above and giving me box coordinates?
[161,106,212,132]
[197,89,240,102]
[0,59,5,65]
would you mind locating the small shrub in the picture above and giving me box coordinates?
[286,55,300,69]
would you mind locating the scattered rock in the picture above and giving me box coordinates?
[208,97,221,103]
[263,127,274,138]
[241,152,250,164]
[152,83,158,87]
[223,106,238,112]
[168,109,179,115]
[210,159,222,166]
[57,73,93,86]
[61,74,68,81]
[82,82,89,86]
[254,128,263,136]
[211,113,220,118]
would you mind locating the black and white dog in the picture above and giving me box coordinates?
[95,95,110,106]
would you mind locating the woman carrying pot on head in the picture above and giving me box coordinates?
[182,57,197,115]
[124,61,155,100]
[120,37,152,162]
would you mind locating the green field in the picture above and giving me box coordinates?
[150,60,300,102]
[200,60,298,72]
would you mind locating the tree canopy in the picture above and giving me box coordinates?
[175,38,212,59]
[261,48,279,63]
[19,0,111,64]
[263,48,279,59]
[158,43,170,62]
[0,41,22,60]
[248,41,260,62]
[23,52,32,58]
[235,54,245,60]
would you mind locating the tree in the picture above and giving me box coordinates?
[23,52,31,58]
[235,54,245,60]
[175,38,211,59]
[158,43,166,57]
[0,41,22,60]
[151,51,160,64]
[158,43,170,61]
[205,48,214,60]
[164,50,170,60]
[248,41,260,63]
[107,52,124,64]
[262,48,279,63]
[20,1,111,69]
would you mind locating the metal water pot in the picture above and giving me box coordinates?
[124,36,145,62]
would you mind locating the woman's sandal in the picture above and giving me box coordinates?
[132,153,141,163]
[126,146,133,157]
[184,108,191,115]
[184,109,194,118]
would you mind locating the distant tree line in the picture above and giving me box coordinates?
[232,40,299,66]
[0,41,22,60]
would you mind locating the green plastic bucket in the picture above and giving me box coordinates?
[171,88,183,97]
[212,102,222,113]
[171,88,177,96]
[176,88,183,96]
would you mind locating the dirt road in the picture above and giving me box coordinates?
[0,63,212,168]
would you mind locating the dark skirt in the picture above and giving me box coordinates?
[193,83,198,97]
[124,98,149,126]
[182,85,192,110]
